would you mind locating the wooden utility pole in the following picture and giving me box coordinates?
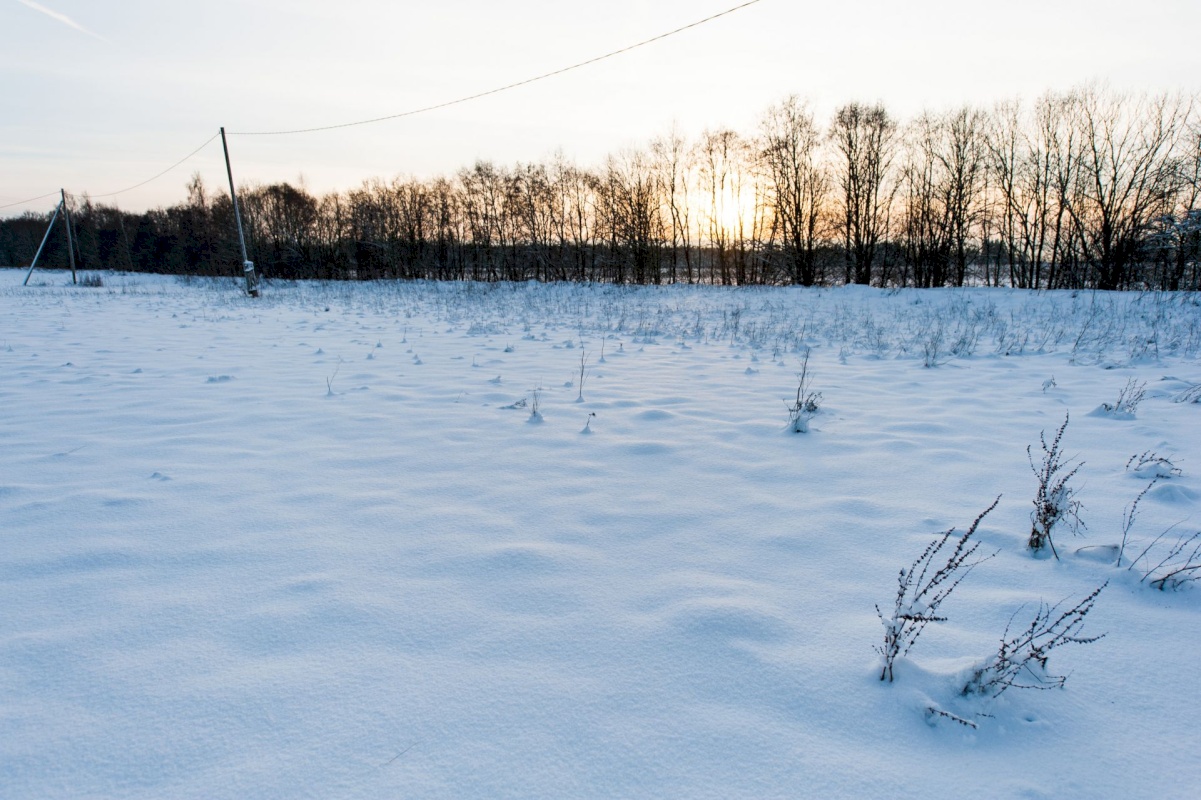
[220,127,260,297]
[61,189,77,285]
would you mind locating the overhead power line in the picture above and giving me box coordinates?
[0,133,219,212]
[3,0,764,212]
[229,0,765,137]
[0,190,60,211]
[88,133,220,198]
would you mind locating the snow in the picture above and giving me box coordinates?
[2,270,1200,798]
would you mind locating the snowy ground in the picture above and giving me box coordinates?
[3,270,1200,799]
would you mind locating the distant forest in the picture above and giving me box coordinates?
[3,86,1199,290]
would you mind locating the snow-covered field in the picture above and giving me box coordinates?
[3,269,1200,799]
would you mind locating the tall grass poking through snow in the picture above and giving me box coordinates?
[876,499,999,682]
[1028,415,1085,559]
[151,280,1201,366]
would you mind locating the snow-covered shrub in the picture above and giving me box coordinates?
[922,322,945,367]
[1127,528,1201,590]
[949,318,982,358]
[1099,378,1146,417]
[1124,450,1181,480]
[876,499,998,682]
[528,385,543,423]
[962,584,1106,697]
[1116,477,1160,566]
[1028,415,1084,559]
[1171,382,1201,404]
[786,347,821,433]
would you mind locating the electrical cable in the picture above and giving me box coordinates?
[3,1,763,212]
[1,133,219,213]
[229,0,764,136]
[0,190,60,211]
[87,133,220,198]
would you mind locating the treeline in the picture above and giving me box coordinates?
[3,86,1199,290]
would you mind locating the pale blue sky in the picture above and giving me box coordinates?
[3,0,1198,215]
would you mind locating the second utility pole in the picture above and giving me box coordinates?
[220,126,260,297]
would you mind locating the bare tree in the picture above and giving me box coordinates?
[899,113,952,287]
[1038,93,1083,290]
[831,103,897,285]
[313,192,351,278]
[550,157,597,282]
[243,181,318,279]
[1068,87,1188,289]
[988,98,1050,288]
[182,173,217,274]
[760,96,829,285]
[433,176,467,280]
[940,107,988,285]
[651,126,696,284]
[511,162,556,281]
[598,148,664,284]
[727,133,767,285]
[697,128,742,284]
[458,161,514,281]
[985,94,1083,289]
[1162,117,1201,289]
[898,107,987,287]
